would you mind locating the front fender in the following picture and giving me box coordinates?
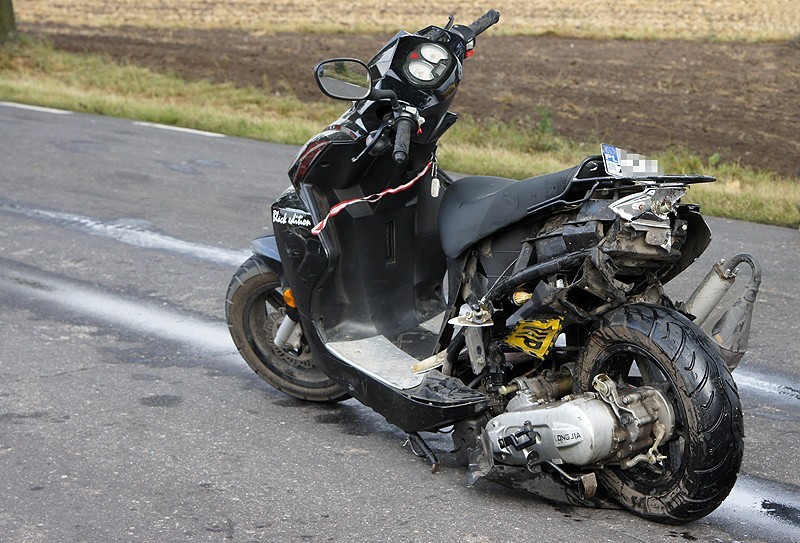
[250,235,284,282]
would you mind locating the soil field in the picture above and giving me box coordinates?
[16,0,800,41]
[20,22,799,177]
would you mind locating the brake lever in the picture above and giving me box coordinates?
[351,123,389,162]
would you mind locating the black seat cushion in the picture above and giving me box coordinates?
[438,165,579,258]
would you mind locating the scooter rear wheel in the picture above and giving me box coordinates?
[574,303,743,524]
[226,256,349,402]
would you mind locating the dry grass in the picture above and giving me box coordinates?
[16,0,800,42]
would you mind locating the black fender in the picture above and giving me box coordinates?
[250,235,285,282]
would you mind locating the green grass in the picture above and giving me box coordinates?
[2,38,798,228]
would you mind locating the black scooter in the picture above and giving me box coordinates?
[226,10,761,524]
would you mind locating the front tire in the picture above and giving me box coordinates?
[226,256,348,402]
[574,303,743,524]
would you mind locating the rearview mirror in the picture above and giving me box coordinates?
[314,59,372,101]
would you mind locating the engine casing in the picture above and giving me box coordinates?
[484,384,674,468]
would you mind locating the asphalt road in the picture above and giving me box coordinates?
[1,103,799,543]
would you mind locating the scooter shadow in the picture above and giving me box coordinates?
[269,394,470,469]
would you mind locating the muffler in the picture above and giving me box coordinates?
[684,254,762,370]
[683,259,737,326]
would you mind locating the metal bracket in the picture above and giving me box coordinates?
[544,461,598,499]
[621,421,668,469]
[405,432,440,474]
[464,327,487,374]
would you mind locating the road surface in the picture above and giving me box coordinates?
[1,103,799,542]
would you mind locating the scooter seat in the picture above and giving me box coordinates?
[438,165,580,258]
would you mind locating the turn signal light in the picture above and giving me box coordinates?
[283,289,297,308]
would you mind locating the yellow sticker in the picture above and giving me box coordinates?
[503,318,563,359]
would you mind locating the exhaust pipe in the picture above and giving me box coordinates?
[709,254,762,370]
[683,259,737,326]
[684,254,762,371]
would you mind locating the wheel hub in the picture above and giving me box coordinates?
[265,311,313,369]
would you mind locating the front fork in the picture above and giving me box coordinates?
[274,313,303,351]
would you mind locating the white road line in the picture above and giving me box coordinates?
[0,267,236,354]
[712,474,800,543]
[735,369,800,402]
[133,121,226,138]
[0,102,73,115]
[2,201,799,409]
[0,200,251,267]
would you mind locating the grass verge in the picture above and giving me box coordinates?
[2,38,798,228]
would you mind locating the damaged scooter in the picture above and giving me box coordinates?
[226,9,762,523]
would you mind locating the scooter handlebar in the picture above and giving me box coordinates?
[393,116,416,163]
[466,9,500,37]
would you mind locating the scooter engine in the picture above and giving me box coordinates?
[483,374,675,469]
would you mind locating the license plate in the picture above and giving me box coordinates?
[602,143,663,178]
[602,143,624,177]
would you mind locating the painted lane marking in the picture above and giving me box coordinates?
[735,368,800,404]
[0,102,73,115]
[0,200,251,267]
[712,474,800,543]
[0,265,236,355]
[133,121,226,138]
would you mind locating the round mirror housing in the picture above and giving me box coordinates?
[314,59,372,101]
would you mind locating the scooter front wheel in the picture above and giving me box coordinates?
[226,256,349,402]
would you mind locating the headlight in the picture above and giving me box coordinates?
[406,59,436,82]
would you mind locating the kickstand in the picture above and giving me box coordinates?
[405,432,440,474]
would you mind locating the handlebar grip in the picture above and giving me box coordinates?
[467,9,500,37]
[393,116,415,163]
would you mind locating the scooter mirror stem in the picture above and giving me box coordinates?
[369,88,401,110]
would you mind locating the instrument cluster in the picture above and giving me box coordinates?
[402,43,452,86]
